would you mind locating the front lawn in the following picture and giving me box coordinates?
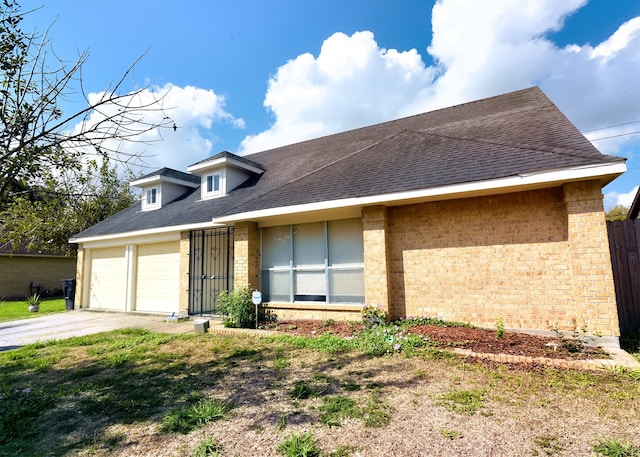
[1,328,639,456]
[0,298,66,322]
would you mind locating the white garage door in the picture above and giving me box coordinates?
[89,247,127,310]
[135,241,180,313]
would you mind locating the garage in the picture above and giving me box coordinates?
[135,241,180,313]
[88,247,127,310]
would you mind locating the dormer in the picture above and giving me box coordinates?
[187,151,264,200]
[130,168,200,211]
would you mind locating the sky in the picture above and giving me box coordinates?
[21,0,640,209]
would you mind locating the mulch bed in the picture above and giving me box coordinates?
[272,320,608,360]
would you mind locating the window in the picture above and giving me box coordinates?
[142,187,159,210]
[261,219,364,304]
[146,188,157,205]
[205,172,221,196]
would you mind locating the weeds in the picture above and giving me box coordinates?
[439,429,462,440]
[277,431,321,457]
[592,438,640,457]
[319,395,362,427]
[192,436,221,457]
[161,397,232,434]
[436,388,485,415]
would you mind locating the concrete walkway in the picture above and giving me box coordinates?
[0,310,195,351]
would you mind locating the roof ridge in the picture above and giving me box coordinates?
[414,123,621,164]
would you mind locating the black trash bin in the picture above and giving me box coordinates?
[61,279,76,310]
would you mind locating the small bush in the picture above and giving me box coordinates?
[361,304,387,328]
[277,431,321,457]
[217,285,255,328]
[192,436,221,457]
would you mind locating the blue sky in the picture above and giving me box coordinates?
[23,0,640,208]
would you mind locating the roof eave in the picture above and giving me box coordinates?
[212,161,627,225]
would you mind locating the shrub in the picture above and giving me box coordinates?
[217,285,255,328]
[361,304,387,328]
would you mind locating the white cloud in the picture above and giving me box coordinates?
[239,31,435,154]
[238,0,640,166]
[73,83,244,172]
[605,185,639,209]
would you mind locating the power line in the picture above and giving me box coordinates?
[589,129,640,142]
[581,120,640,134]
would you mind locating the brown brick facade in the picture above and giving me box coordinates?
[0,254,77,300]
[234,221,260,290]
[362,206,391,314]
[379,183,619,336]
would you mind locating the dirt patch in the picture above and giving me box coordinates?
[272,320,608,360]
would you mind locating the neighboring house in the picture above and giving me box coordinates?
[0,245,77,300]
[70,87,626,337]
[628,187,640,219]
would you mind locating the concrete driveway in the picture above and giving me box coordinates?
[0,310,195,351]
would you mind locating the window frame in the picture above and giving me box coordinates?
[142,186,160,210]
[260,219,365,304]
[202,171,223,199]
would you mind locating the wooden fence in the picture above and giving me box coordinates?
[607,219,640,334]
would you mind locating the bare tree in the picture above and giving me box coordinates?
[0,0,173,202]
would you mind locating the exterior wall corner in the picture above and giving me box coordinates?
[362,205,392,317]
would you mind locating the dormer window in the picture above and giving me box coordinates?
[146,188,157,205]
[206,173,221,195]
[142,187,160,210]
[188,151,265,201]
[130,167,200,212]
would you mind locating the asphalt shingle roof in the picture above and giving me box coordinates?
[73,87,624,239]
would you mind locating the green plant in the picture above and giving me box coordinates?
[217,285,255,328]
[319,395,362,427]
[593,438,640,457]
[329,445,358,456]
[290,380,316,400]
[436,389,485,415]
[532,434,564,455]
[26,294,40,307]
[547,320,590,353]
[192,436,221,457]
[363,393,391,427]
[495,316,505,339]
[438,429,461,440]
[361,304,387,328]
[277,431,320,457]
[161,398,232,434]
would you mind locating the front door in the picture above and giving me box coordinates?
[188,227,234,315]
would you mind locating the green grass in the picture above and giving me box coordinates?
[436,388,486,415]
[277,431,321,457]
[1,325,639,456]
[0,297,66,322]
[593,438,640,457]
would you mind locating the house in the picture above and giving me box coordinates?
[628,187,640,220]
[70,87,626,338]
[0,245,77,300]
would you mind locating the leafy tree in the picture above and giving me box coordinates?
[0,157,136,255]
[605,205,629,221]
[0,0,173,202]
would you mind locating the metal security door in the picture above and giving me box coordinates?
[188,227,234,315]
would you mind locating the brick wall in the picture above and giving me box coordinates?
[563,181,619,335]
[234,222,260,290]
[1,255,77,299]
[362,206,391,314]
[384,184,619,336]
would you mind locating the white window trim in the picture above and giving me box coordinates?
[202,171,224,199]
[142,187,160,211]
